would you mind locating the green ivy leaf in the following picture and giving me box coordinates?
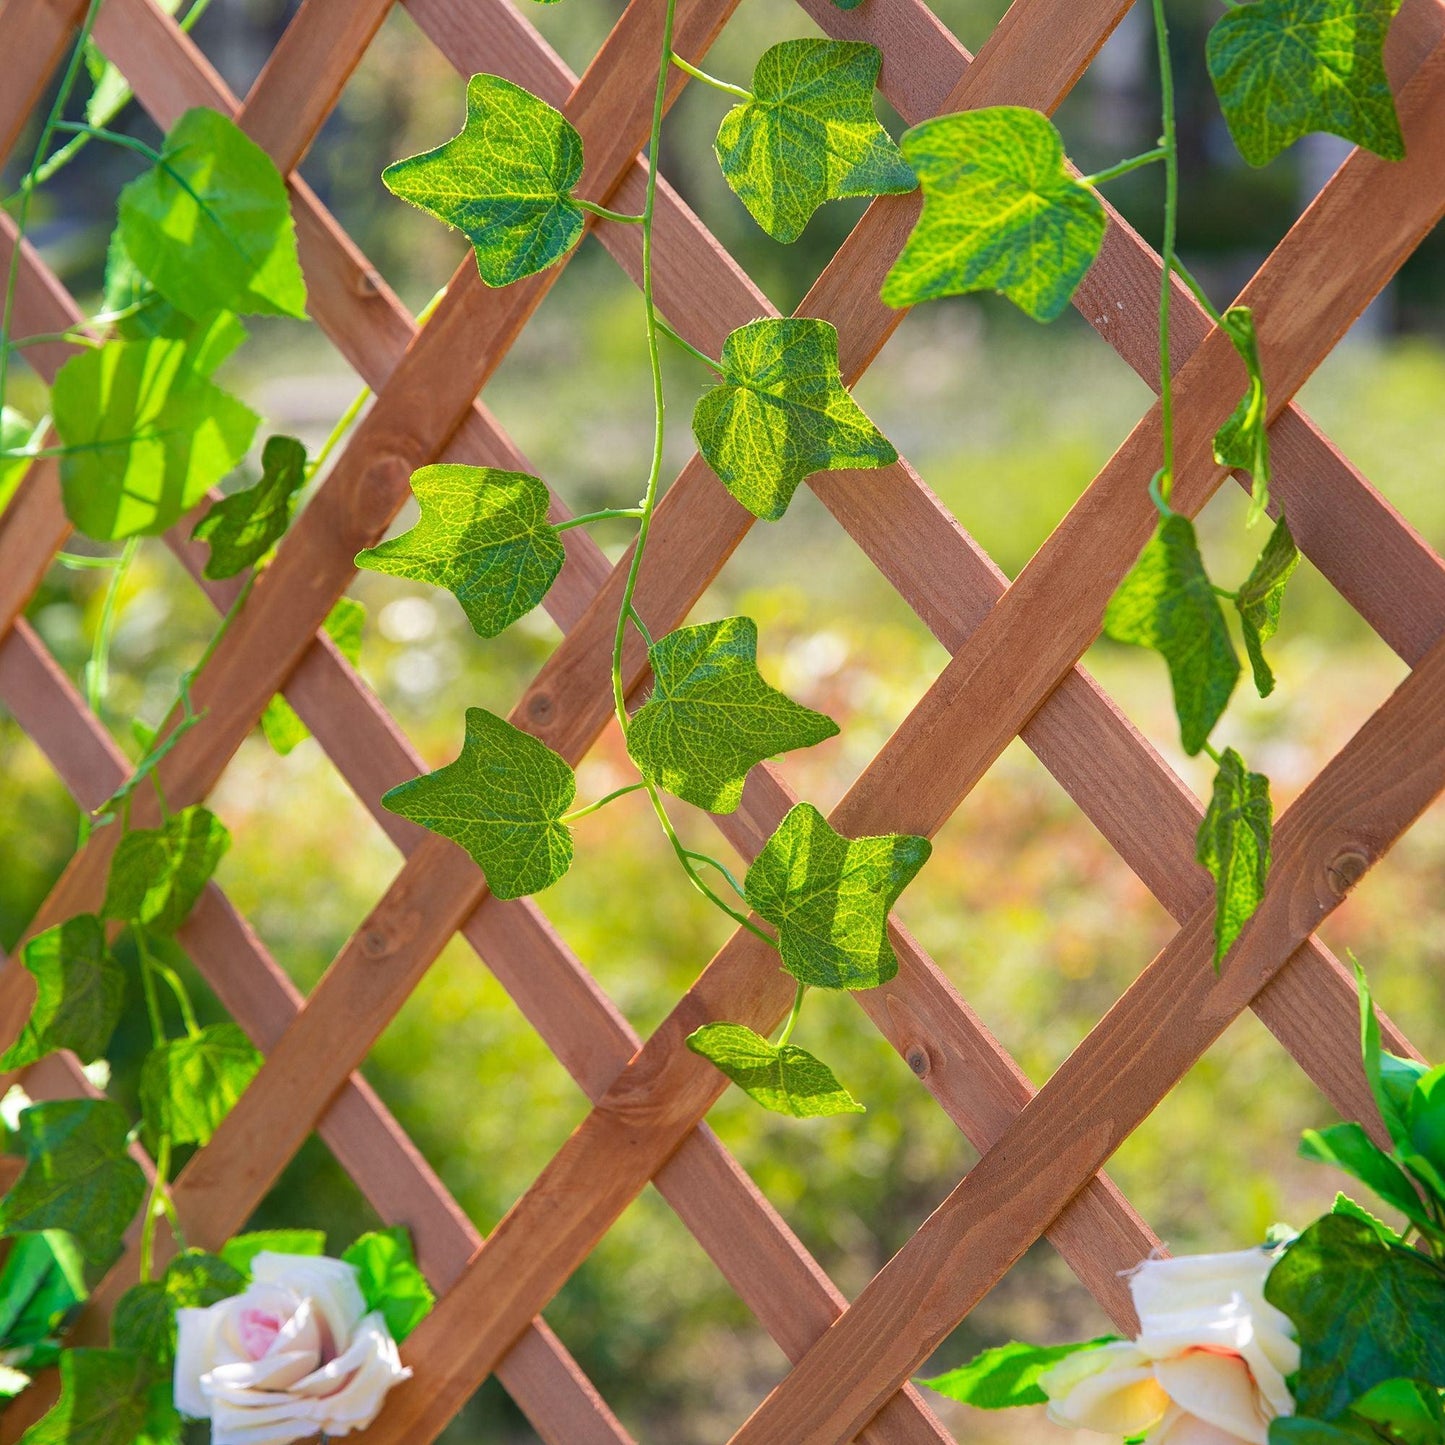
[113,1251,245,1367]
[17,1347,179,1445]
[1264,1213,1445,1419]
[117,107,307,321]
[1351,1377,1445,1445]
[745,803,931,990]
[0,1100,146,1270]
[1235,515,1299,698]
[191,434,307,580]
[1332,1190,1404,1246]
[1,406,40,514]
[382,707,575,899]
[1206,0,1405,169]
[101,805,230,935]
[625,617,838,813]
[1214,306,1271,525]
[51,335,258,541]
[139,1022,261,1151]
[714,41,915,244]
[383,74,585,288]
[920,1338,1120,1409]
[1300,1122,1435,1234]
[219,1229,326,1278]
[880,106,1106,321]
[1104,513,1240,755]
[356,465,564,638]
[1408,1065,1445,1187]
[1,915,123,1071]
[342,1227,435,1343]
[692,317,896,521]
[1196,746,1272,967]
[0,1232,88,1351]
[260,596,366,755]
[686,1023,864,1118]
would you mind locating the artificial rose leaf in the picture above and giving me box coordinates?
[1235,515,1299,699]
[192,434,307,580]
[16,1346,179,1445]
[342,1228,435,1343]
[686,1023,864,1118]
[745,803,931,990]
[139,1023,262,1150]
[1206,0,1404,169]
[1195,746,1272,967]
[1356,959,1429,1154]
[101,805,230,935]
[219,1230,326,1279]
[920,1338,1119,1410]
[117,106,307,320]
[0,915,124,1071]
[383,74,585,288]
[0,1232,87,1376]
[52,335,259,541]
[382,706,575,899]
[625,616,839,813]
[881,106,1106,321]
[260,597,366,755]
[714,40,915,243]
[1269,1419,1383,1443]
[1408,1064,1445,1186]
[1105,513,1240,755]
[692,317,896,521]
[1350,1377,1445,1444]
[1264,1213,1445,1419]
[114,1251,245,1366]
[0,1100,146,1270]
[1300,1123,1435,1235]
[356,465,564,638]
[1214,305,1272,525]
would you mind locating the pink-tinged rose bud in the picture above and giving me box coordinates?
[174,1252,411,1444]
[1039,1247,1299,1445]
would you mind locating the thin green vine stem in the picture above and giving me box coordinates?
[84,536,139,718]
[132,927,168,1049]
[656,317,722,372]
[1,327,102,355]
[775,981,806,1049]
[1080,145,1168,187]
[50,119,165,166]
[1150,0,1179,504]
[577,199,645,225]
[1170,255,1226,327]
[138,1134,172,1285]
[682,848,748,904]
[0,0,106,415]
[668,51,754,103]
[560,781,647,824]
[553,507,645,532]
[54,550,124,570]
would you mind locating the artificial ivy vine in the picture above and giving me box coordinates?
[0,0,1411,1434]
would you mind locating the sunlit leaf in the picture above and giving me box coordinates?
[0,1099,146,1270]
[382,707,575,899]
[113,1251,245,1367]
[383,74,585,287]
[52,335,258,541]
[100,805,230,935]
[745,803,931,990]
[626,617,838,813]
[881,106,1106,321]
[192,434,307,580]
[692,317,896,521]
[342,1228,435,1343]
[0,1231,88,1354]
[219,1230,326,1279]
[686,1023,864,1118]
[139,1023,261,1150]
[1301,1123,1434,1234]
[118,107,306,320]
[1104,513,1239,755]
[16,1347,178,1445]
[260,597,366,755]
[1214,305,1272,525]
[1,406,41,515]
[0,915,124,1071]
[1207,0,1404,168]
[1235,515,1299,697]
[1196,746,1271,967]
[920,1338,1119,1409]
[715,40,914,243]
[356,465,563,638]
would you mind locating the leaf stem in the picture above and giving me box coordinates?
[552,507,645,532]
[51,119,164,166]
[1080,145,1168,187]
[132,927,168,1049]
[1170,256,1226,327]
[138,1133,171,1285]
[668,51,754,103]
[560,781,647,824]
[1,327,102,355]
[775,981,806,1048]
[0,0,106,415]
[682,848,748,903]
[83,536,139,720]
[55,549,125,570]
[628,605,654,649]
[1150,0,1179,503]
[1202,740,1223,764]
[656,317,722,372]
[1210,583,1238,600]
[576,199,645,225]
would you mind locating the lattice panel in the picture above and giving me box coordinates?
[0,0,1443,1439]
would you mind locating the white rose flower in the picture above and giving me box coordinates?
[1039,1248,1299,1445]
[174,1251,411,1444]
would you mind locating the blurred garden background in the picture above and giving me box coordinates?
[2,0,1443,1439]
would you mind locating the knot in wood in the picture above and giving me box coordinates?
[361,925,391,959]
[1325,849,1369,896]
[527,691,555,724]
[906,1046,931,1078]
[353,267,381,298]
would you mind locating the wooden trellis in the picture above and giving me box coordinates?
[1,0,1444,1437]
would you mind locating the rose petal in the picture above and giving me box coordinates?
[1040,1342,1169,1435]
[1153,1403,1262,1445]
[251,1252,367,1347]
[205,1347,324,1397]
[1154,1350,1270,1445]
